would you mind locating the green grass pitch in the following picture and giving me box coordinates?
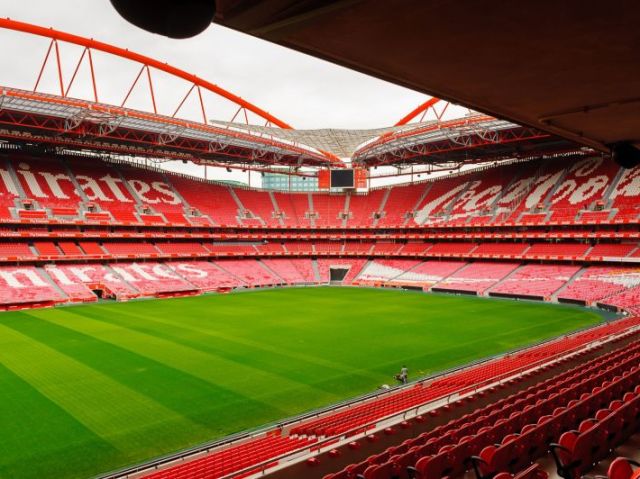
[0,287,603,479]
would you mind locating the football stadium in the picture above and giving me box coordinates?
[0,2,639,479]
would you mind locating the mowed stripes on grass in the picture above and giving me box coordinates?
[0,287,602,479]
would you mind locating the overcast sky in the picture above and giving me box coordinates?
[0,0,430,129]
[0,0,448,186]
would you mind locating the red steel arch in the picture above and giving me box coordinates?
[394,97,443,126]
[0,17,291,128]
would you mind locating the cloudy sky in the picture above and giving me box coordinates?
[0,0,452,185]
[0,0,429,129]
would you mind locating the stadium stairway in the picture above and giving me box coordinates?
[551,268,587,302]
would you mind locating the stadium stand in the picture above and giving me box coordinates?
[103,242,160,256]
[394,260,466,286]
[523,242,590,259]
[316,259,367,283]
[313,194,346,227]
[165,261,243,291]
[261,259,313,284]
[428,242,478,255]
[273,192,311,227]
[214,259,280,286]
[133,311,640,479]
[371,242,402,254]
[3,17,640,479]
[234,188,280,227]
[0,266,66,307]
[0,154,636,315]
[435,262,521,294]
[2,153,640,479]
[377,183,425,227]
[155,242,209,255]
[489,264,582,300]
[348,190,386,227]
[109,262,197,295]
[357,260,423,284]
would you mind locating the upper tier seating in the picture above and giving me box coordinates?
[397,242,433,254]
[428,242,478,255]
[78,242,105,255]
[272,192,310,227]
[610,166,640,210]
[448,162,525,221]
[234,188,280,227]
[205,244,257,255]
[579,210,613,223]
[586,243,637,259]
[472,243,529,256]
[537,156,621,224]
[118,165,187,222]
[103,242,160,256]
[490,264,581,298]
[34,241,59,256]
[313,194,346,227]
[283,242,314,254]
[169,177,238,226]
[413,175,474,225]
[0,159,19,219]
[255,242,285,254]
[524,242,590,258]
[372,242,402,254]
[0,242,35,258]
[9,156,81,210]
[348,190,386,227]
[65,156,140,223]
[155,242,208,255]
[343,242,375,254]
[314,241,343,253]
[377,183,426,227]
[0,153,637,229]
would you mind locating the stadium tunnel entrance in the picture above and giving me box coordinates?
[329,267,349,283]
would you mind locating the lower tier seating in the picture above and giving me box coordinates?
[489,264,581,299]
[558,267,640,304]
[110,262,197,295]
[322,326,640,479]
[0,266,66,306]
[144,434,317,479]
[436,262,520,294]
[214,259,280,286]
[262,258,314,284]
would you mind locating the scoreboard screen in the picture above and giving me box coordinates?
[331,169,354,188]
[318,169,367,189]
